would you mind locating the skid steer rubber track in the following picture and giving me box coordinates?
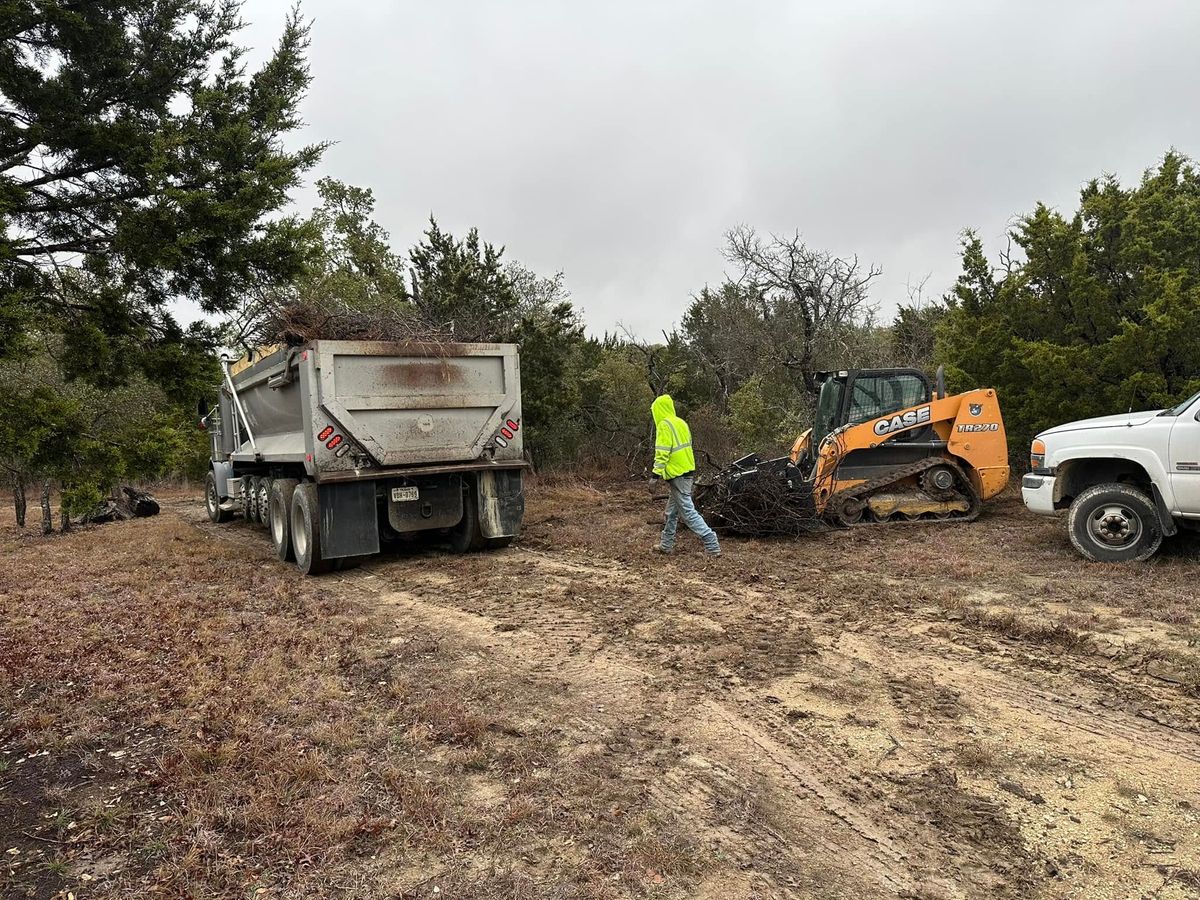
[826,457,983,527]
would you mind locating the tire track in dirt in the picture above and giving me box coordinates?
[359,562,920,896]
[842,630,1200,774]
[673,700,917,896]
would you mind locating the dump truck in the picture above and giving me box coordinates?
[201,340,525,574]
[698,367,1010,534]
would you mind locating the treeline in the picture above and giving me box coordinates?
[4,4,1200,529]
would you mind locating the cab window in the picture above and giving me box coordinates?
[846,374,929,426]
[813,379,845,445]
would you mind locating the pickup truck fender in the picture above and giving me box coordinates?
[1052,447,1174,506]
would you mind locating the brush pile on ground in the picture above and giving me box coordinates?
[81,487,160,524]
[696,456,825,536]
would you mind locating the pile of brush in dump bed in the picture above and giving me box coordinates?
[263,300,457,347]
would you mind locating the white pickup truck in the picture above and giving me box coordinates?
[1022,390,1200,562]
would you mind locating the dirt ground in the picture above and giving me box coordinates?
[3,478,1200,899]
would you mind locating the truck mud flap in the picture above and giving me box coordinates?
[1151,483,1179,537]
[477,470,524,539]
[319,481,380,559]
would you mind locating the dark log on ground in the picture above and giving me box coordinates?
[81,487,161,525]
[121,486,160,517]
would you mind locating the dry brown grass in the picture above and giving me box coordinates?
[0,504,708,899]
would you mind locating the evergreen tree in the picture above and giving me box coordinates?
[409,218,517,339]
[938,152,1200,457]
[1,1,324,396]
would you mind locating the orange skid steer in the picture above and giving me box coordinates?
[697,367,1010,535]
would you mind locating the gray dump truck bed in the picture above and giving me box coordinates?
[204,340,525,574]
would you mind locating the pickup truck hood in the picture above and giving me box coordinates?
[1041,410,1164,436]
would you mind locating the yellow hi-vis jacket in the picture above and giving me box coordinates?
[651,394,696,480]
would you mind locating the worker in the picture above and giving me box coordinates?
[650,394,721,556]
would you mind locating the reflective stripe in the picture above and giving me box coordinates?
[655,444,673,451]
[663,420,691,451]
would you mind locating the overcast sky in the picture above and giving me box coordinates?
[228,0,1200,338]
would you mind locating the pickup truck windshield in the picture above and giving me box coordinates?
[1161,389,1200,417]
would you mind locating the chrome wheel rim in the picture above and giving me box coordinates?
[1088,504,1141,548]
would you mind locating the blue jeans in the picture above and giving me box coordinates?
[661,474,720,553]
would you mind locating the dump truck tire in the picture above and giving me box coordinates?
[205,471,231,523]
[290,482,333,575]
[270,478,299,561]
[1067,482,1163,563]
[257,477,272,528]
[447,489,486,553]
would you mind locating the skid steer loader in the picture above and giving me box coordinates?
[696,367,1010,535]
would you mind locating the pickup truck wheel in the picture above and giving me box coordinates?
[205,471,231,523]
[290,482,333,575]
[270,479,299,561]
[1068,483,1163,563]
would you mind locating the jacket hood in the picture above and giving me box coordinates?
[651,394,676,424]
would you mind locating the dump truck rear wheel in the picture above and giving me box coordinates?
[290,482,333,575]
[1067,482,1162,563]
[270,478,299,561]
[205,471,231,523]
[256,477,272,528]
[447,490,486,553]
[240,477,253,520]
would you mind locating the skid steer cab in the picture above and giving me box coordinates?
[698,367,1010,534]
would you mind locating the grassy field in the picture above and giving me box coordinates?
[2,480,1200,898]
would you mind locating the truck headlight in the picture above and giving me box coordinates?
[1030,439,1046,471]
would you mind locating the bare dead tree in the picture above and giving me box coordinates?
[723,225,881,395]
[619,324,683,396]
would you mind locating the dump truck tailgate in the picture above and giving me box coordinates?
[311,340,522,467]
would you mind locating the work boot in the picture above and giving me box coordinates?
[652,544,673,554]
[705,549,722,558]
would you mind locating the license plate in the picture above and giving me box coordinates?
[390,486,419,502]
